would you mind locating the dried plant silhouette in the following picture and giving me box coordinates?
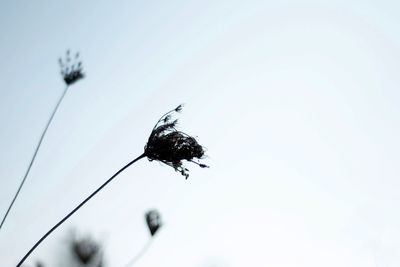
[145,210,162,236]
[145,104,209,178]
[29,231,104,267]
[17,105,208,267]
[59,50,84,85]
[0,50,84,230]
[70,235,104,267]
[123,210,163,267]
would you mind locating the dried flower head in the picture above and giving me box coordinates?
[144,104,209,179]
[71,236,101,265]
[59,50,84,85]
[145,210,162,236]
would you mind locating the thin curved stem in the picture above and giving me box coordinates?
[1,85,69,230]
[150,104,183,132]
[123,238,153,267]
[16,153,146,267]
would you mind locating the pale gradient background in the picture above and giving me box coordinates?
[1,0,400,266]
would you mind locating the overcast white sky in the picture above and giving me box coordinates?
[1,0,400,266]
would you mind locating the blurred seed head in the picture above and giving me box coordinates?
[145,210,162,236]
[59,50,84,85]
[70,236,101,265]
[144,105,209,179]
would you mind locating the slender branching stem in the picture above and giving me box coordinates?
[17,153,146,267]
[150,105,182,132]
[123,239,153,267]
[0,85,69,230]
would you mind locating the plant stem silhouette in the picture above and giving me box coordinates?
[123,210,162,267]
[2,50,84,230]
[123,239,153,267]
[0,85,69,230]
[16,154,146,267]
[16,105,208,266]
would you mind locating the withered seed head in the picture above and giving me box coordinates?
[144,105,209,179]
[145,210,162,236]
[59,50,84,85]
[71,236,100,264]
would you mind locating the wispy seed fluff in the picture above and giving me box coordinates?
[144,104,209,179]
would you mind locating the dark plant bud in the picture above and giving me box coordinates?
[163,114,171,123]
[175,104,183,112]
[145,210,162,236]
[144,105,208,179]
